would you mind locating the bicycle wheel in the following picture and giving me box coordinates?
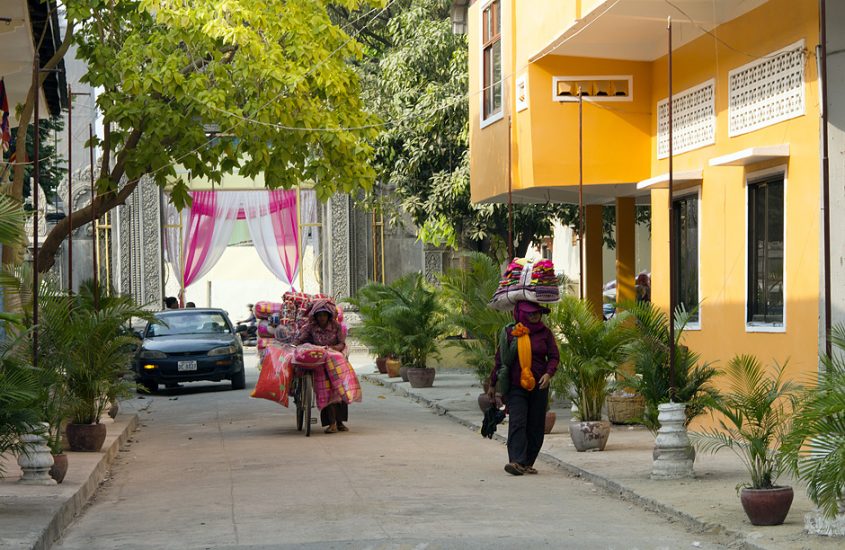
[295,378,304,431]
[304,372,313,437]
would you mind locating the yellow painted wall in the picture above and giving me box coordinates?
[468,0,511,203]
[524,56,652,190]
[649,0,821,406]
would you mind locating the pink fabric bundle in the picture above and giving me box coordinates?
[256,320,275,338]
[254,301,284,319]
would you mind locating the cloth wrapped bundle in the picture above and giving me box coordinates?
[312,349,362,409]
[251,345,294,406]
[489,258,560,311]
[256,320,275,338]
[292,343,327,368]
[254,301,284,320]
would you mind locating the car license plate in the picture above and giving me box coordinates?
[177,360,197,372]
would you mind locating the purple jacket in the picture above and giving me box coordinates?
[490,325,559,391]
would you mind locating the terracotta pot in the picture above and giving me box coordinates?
[740,486,794,526]
[66,423,107,452]
[407,367,436,388]
[399,365,410,382]
[375,356,388,374]
[569,420,611,452]
[544,411,557,434]
[385,358,401,378]
[49,453,68,484]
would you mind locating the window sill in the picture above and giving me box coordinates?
[480,111,504,129]
[745,323,785,333]
[683,322,701,331]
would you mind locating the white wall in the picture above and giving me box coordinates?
[164,244,322,320]
[551,221,651,288]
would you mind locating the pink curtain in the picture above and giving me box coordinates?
[165,190,300,293]
[242,190,300,288]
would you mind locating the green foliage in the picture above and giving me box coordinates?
[547,296,632,421]
[0,194,40,476]
[622,301,719,432]
[782,324,845,518]
[349,0,593,258]
[3,116,67,204]
[0,340,40,478]
[60,0,381,209]
[348,281,398,358]
[379,273,447,368]
[60,281,155,424]
[691,355,800,490]
[436,252,511,383]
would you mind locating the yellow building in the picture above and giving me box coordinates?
[465,0,826,388]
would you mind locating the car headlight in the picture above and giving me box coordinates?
[208,345,237,357]
[139,350,167,359]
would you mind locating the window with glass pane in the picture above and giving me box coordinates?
[747,176,784,325]
[482,1,501,120]
[673,194,699,322]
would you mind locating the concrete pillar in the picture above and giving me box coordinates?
[615,197,636,305]
[585,204,604,318]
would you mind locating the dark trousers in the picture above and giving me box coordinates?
[506,386,549,467]
[320,402,348,427]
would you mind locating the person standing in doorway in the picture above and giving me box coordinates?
[488,301,559,475]
[164,296,179,309]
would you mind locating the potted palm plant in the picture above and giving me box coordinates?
[380,273,447,388]
[437,253,511,404]
[350,281,406,376]
[54,281,154,452]
[690,354,800,526]
[622,302,719,435]
[782,324,845,534]
[548,295,632,451]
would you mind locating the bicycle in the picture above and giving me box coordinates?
[291,367,315,437]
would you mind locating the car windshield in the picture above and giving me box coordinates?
[146,312,231,337]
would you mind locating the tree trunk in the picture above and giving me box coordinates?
[36,179,140,273]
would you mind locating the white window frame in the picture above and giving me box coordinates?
[551,75,634,103]
[672,186,702,331]
[479,0,504,129]
[744,165,787,333]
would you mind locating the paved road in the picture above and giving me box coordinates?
[55,354,733,549]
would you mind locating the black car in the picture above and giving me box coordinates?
[133,308,245,392]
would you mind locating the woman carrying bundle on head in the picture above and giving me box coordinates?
[487,301,559,475]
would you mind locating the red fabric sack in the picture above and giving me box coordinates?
[250,346,294,407]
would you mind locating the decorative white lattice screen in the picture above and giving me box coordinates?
[657,80,715,159]
[728,41,805,137]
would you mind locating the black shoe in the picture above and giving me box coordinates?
[504,463,525,476]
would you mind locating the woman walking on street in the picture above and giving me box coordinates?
[488,301,559,475]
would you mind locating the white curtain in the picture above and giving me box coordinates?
[241,191,299,289]
[163,201,187,289]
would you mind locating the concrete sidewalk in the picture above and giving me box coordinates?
[0,414,138,550]
[362,368,843,550]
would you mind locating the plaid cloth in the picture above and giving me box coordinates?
[311,349,361,409]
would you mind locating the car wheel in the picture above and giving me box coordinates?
[140,379,158,394]
[231,367,246,390]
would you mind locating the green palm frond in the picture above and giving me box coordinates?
[692,354,799,490]
[621,300,718,432]
[782,323,845,517]
[0,194,25,247]
[437,252,510,382]
[548,295,633,421]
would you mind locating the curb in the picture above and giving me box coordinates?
[363,373,768,550]
[34,413,139,550]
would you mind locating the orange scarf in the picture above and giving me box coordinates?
[511,323,535,391]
